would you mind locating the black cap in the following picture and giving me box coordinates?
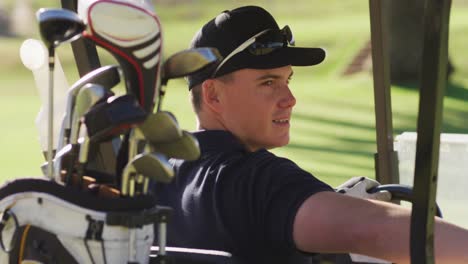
[187,6,326,89]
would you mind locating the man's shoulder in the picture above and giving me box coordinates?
[213,149,312,184]
[245,149,302,171]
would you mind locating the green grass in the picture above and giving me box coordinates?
[1,1,468,188]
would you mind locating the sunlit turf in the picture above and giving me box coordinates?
[0,1,468,189]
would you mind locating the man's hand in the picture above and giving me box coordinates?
[335,176,391,201]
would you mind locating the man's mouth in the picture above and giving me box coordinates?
[273,118,289,124]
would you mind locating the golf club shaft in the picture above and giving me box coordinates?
[47,48,55,179]
[158,222,167,256]
[143,178,149,194]
[128,175,137,263]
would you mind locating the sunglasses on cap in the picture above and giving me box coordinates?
[211,25,295,77]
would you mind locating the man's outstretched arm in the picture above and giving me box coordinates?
[293,191,468,264]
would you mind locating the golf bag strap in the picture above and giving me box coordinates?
[10,225,78,264]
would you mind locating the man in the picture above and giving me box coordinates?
[157,5,468,263]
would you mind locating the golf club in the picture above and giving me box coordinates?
[64,83,108,185]
[76,123,90,183]
[36,8,86,179]
[85,0,163,113]
[138,111,182,143]
[161,47,221,82]
[158,47,221,110]
[55,65,121,182]
[120,159,139,263]
[132,152,174,184]
[121,152,174,196]
[148,130,201,161]
[84,94,147,143]
[119,127,145,193]
[128,128,146,162]
[124,114,178,195]
[58,65,121,151]
[41,143,72,177]
[121,151,174,263]
[70,84,108,145]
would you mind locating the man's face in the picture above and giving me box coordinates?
[217,65,296,151]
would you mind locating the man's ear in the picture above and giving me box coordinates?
[201,79,223,113]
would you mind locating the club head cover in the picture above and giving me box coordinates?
[84,0,163,113]
[84,94,148,142]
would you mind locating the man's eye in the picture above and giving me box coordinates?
[262,80,273,86]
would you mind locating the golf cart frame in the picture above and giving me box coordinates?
[370,0,451,263]
[61,0,453,263]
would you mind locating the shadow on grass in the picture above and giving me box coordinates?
[396,80,468,102]
[286,82,468,180]
[288,111,377,177]
[446,81,468,101]
[394,81,468,134]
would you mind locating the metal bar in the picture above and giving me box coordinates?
[410,0,451,263]
[369,0,399,185]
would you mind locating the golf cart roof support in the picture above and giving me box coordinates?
[369,0,399,185]
[410,0,451,263]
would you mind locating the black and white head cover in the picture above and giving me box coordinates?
[84,0,163,113]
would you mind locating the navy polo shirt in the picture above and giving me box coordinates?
[156,130,333,263]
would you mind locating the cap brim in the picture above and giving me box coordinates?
[247,47,326,68]
[282,47,326,66]
[215,46,326,77]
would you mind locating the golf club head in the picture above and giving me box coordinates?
[132,152,174,184]
[139,111,182,143]
[161,47,222,85]
[150,130,200,161]
[85,0,163,113]
[84,94,148,142]
[70,83,109,145]
[68,65,121,98]
[59,65,121,149]
[36,8,86,50]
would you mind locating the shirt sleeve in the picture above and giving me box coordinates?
[216,150,334,255]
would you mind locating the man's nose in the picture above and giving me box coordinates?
[278,86,296,108]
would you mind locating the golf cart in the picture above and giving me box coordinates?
[0,0,456,263]
[316,0,453,263]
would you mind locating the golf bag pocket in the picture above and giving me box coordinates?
[0,178,159,264]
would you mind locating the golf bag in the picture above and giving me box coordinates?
[8,0,222,262]
[0,178,161,264]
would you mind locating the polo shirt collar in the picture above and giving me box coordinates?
[192,130,246,153]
